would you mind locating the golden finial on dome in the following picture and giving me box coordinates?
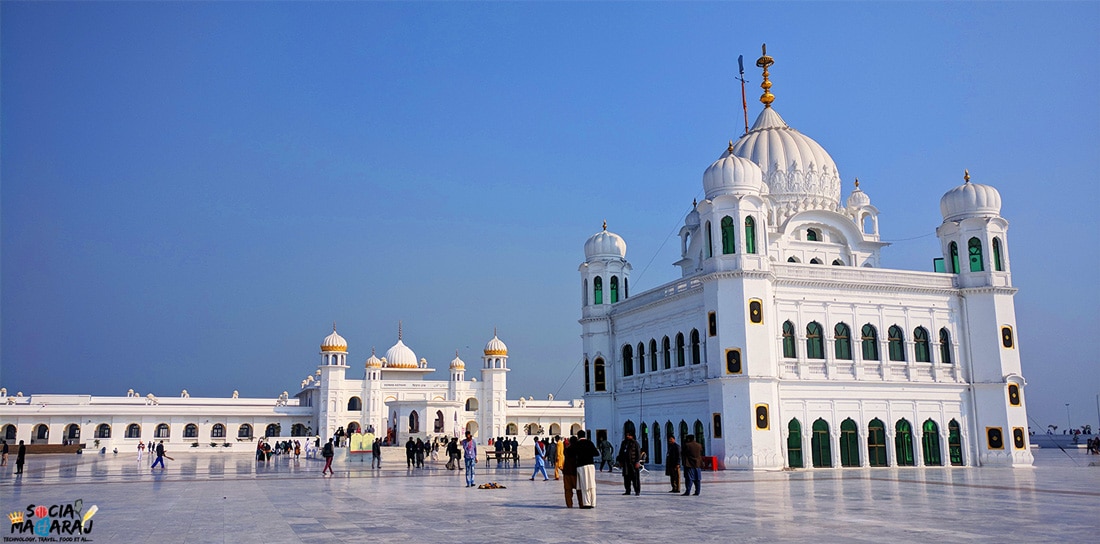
[398,321,403,341]
[602,220,607,231]
[756,43,775,108]
[727,140,734,153]
[854,178,860,188]
[964,169,970,183]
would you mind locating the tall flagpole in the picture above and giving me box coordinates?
[737,54,749,135]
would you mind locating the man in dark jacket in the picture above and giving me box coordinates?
[405,438,416,468]
[681,434,703,496]
[665,436,681,493]
[617,432,641,496]
[573,430,599,508]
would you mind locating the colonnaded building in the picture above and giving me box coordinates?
[579,47,1032,470]
[0,327,584,451]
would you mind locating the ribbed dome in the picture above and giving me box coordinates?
[450,352,465,370]
[484,333,508,356]
[940,175,1001,222]
[365,349,382,369]
[703,147,766,199]
[685,206,700,228]
[384,339,418,368]
[320,326,347,353]
[584,224,627,261]
[731,108,841,218]
[846,181,871,209]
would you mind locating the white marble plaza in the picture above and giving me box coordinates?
[1,447,1096,543]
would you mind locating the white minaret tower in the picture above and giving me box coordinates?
[480,330,509,442]
[317,324,348,441]
[937,170,1031,467]
[362,348,384,435]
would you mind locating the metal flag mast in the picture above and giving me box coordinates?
[736,54,749,135]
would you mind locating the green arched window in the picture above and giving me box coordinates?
[744,216,757,254]
[834,323,852,360]
[922,419,942,466]
[721,216,736,254]
[861,324,879,361]
[867,418,888,466]
[649,339,658,372]
[662,336,671,369]
[621,344,634,377]
[992,237,1004,271]
[666,421,675,448]
[811,419,832,468]
[895,419,915,466]
[948,419,963,466]
[593,276,603,305]
[704,221,713,258]
[806,228,819,241]
[782,321,797,359]
[690,329,701,365]
[675,333,685,367]
[679,420,689,445]
[593,358,606,391]
[968,237,984,272]
[949,242,959,273]
[939,328,953,364]
[652,421,662,460]
[610,276,619,303]
[888,325,906,362]
[840,418,860,467]
[914,327,931,362]
[787,419,804,468]
[806,322,824,359]
[637,342,646,374]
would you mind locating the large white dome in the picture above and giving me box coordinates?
[940,172,1001,222]
[384,339,418,369]
[703,145,766,199]
[584,223,627,261]
[731,107,841,219]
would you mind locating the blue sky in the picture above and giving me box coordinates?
[2,2,1098,431]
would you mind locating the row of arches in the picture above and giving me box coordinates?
[621,329,702,377]
[946,236,1004,274]
[781,321,954,364]
[584,275,629,306]
[787,417,963,468]
[704,215,758,258]
[623,419,707,463]
[1,422,310,443]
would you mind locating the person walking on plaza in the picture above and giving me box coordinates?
[665,435,682,493]
[371,438,382,469]
[461,431,477,487]
[561,437,582,508]
[151,441,166,469]
[405,437,416,468]
[1,439,8,466]
[415,438,426,468]
[15,440,27,475]
[447,437,460,470]
[548,437,559,480]
[681,434,703,496]
[618,432,641,495]
[598,436,614,472]
[530,437,549,481]
[137,441,144,462]
[573,430,598,508]
[321,438,335,475]
[554,436,565,480]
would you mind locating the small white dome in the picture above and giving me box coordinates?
[484,333,508,356]
[384,339,417,369]
[320,326,347,353]
[703,145,766,199]
[940,172,1001,222]
[365,349,382,369]
[685,206,700,228]
[450,352,465,370]
[846,180,871,208]
[584,223,627,261]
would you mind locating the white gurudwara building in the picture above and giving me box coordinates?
[579,46,1032,470]
[0,327,583,451]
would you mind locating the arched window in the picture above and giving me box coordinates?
[348,397,362,411]
[787,256,799,263]
[66,423,80,440]
[126,424,141,439]
[888,325,906,362]
[968,237,984,272]
[806,322,824,359]
[992,237,1004,271]
[640,422,648,455]
[610,276,620,303]
[622,344,634,377]
[95,424,111,439]
[811,419,831,467]
[652,421,662,460]
[666,422,675,448]
[922,419,942,466]
[913,327,931,362]
[721,216,736,254]
[787,419,803,468]
[265,423,280,437]
[939,328,953,364]
[212,424,226,438]
[694,420,706,455]
[594,357,606,391]
[525,423,539,436]
[238,424,253,439]
[705,221,713,258]
[679,420,689,445]
[840,418,860,467]
[593,277,603,305]
[155,423,170,438]
[3,425,15,440]
[834,323,852,360]
[623,278,629,299]
[662,336,671,370]
[949,241,959,273]
[465,398,479,411]
[184,423,199,438]
[810,258,823,265]
[744,216,757,254]
[948,419,963,465]
[895,419,915,466]
[675,333,685,367]
[690,329,701,365]
[506,423,518,435]
[867,419,887,466]
[806,228,820,241]
[584,359,590,392]
[35,424,49,441]
[637,342,646,374]
[861,324,879,361]
[832,259,844,266]
[582,279,588,305]
[649,339,658,372]
[408,412,420,434]
[782,321,797,359]
[550,423,561,436]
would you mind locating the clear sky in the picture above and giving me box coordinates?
[2,2,1098,432]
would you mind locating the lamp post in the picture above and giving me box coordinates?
[1065,403,1071,432]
